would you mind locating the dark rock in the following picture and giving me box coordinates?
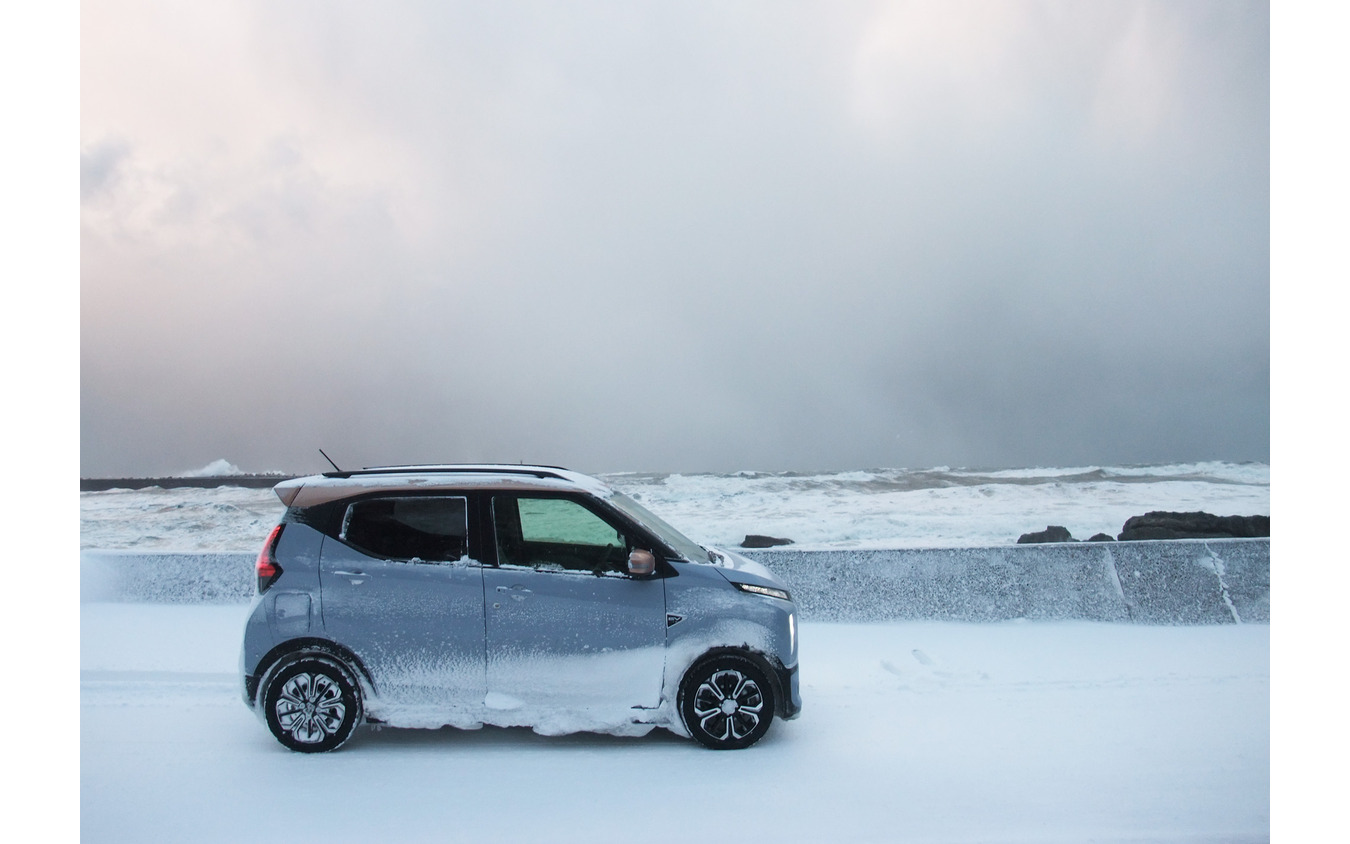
[1117,511,1270,541]
[1087,533,1115,542]
[741,534,794,548]
[1017,526,1076,544]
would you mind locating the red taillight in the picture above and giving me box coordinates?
[256,524,285,593]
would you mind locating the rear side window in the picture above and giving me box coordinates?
[341,496,469,562]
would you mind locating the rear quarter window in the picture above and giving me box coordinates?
[340,496,469,562]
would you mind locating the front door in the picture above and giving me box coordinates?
[484,494,666,723]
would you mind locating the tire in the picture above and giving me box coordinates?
[679,654,776,750]
[262,655,363,753]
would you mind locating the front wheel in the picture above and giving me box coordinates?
[262,655,362,753]
[679,654,776,750]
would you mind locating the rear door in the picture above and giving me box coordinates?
[483,494,666,718]
[319,494,486,711]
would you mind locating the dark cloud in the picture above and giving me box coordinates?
[80,138,130,202]
[81,1,1269,476]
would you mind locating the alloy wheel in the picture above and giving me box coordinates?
[274,671,348,744]
[691,668,765,742]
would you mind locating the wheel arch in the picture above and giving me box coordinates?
[248,637,375,708]
[679,645,788,718]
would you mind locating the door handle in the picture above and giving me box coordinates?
[333,570,367,577]
[494,584,531,604]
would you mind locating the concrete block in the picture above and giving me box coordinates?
[81,551,254,604]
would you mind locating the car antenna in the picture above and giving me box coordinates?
[319,449,342,472]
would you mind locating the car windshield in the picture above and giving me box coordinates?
[605,492,709,563]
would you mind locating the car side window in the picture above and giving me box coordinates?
[493,495,627,574]
[340,496,469,562]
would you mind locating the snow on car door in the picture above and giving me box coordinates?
[319,495,486,719]
[483,494,666,727]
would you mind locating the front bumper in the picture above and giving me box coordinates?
[776,662,802,720]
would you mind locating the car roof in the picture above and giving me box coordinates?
[273,464,614,508]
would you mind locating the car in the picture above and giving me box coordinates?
[240,464,801,752]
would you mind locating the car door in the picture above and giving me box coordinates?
[319,493,486,712]
[483,493,666,719]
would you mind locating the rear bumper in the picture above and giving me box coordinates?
[242,672,259,709]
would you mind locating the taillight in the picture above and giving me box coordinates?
[256,524,285,593]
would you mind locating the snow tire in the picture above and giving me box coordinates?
[679,653,776,750]
[263,655,363,753]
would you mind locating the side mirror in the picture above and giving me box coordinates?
[627,549,656,577]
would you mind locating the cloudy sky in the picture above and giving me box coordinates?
[80,0,1269,477]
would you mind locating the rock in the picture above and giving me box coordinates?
[1117,511,1270,541]
[1087,533,1115,542]
[741,534,794,548]
[1017,525,1076,544]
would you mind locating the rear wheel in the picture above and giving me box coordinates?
[263,655,362,753]
[679,654,776,750]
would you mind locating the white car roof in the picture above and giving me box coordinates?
[274,464,613,508]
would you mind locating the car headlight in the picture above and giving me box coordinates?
[732,581,792,602]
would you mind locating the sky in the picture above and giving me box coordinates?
[78,0,1271,477]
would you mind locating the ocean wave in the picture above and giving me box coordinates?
[81,462,1270,552]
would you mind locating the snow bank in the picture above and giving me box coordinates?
[81,539,1270,624]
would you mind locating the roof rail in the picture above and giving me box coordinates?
[320,464,570,481]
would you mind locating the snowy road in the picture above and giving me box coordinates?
[81,604,1269,843]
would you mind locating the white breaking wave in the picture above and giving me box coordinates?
[178,459,244,477]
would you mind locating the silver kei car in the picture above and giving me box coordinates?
[240,464,801,752]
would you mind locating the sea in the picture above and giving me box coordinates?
[80,461,1270,553]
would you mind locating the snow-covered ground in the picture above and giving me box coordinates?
[78,461,1273,841]
[80,461,1270,552]
[81,603,1269,843]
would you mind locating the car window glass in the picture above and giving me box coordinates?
[495,496,626,573]
[341,496,468,562]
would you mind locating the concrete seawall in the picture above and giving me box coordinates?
[80,538,1269,624]
[742,539,1268,624]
